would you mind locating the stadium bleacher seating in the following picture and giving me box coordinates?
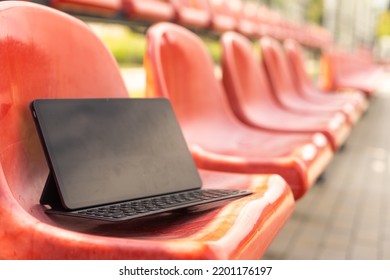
[145,22,334,200]
[122,0,175,23]
[1,0,382,260]
[11,0,336,48]
[283,39,369,120]
[50,0,122,16]
[169,0,212,29]
[0,1,295,259]
[221,32,354,152]
[260,37,354,150]
[208,0,237,33]
[235,0,259,38]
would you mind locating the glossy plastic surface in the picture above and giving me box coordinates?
[221,32,350,152]
[123,0,175,22]
[0,2,294,259]
[260,37,353,150]
[169,0,212,29]
[283,39,369,122]
[50,0,121,15]
[145,22,334,199]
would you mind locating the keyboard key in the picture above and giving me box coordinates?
[70,189,251,221]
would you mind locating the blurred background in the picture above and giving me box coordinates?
[81,0,390,96]
[89,0,390,63]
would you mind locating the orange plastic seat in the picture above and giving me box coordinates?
[283,39,369,121]
[50,0,122,16]
[0,2,294,259]
[169,0,212,29]
[122,0,175,22]
[221,32,351,152]
[260,37,353,150]
[145,22,334,200]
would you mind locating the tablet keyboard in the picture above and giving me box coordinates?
[67,189,251,222]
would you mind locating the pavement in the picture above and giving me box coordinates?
[264,71,390,260]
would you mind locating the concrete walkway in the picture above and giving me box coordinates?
[264,72,390,259]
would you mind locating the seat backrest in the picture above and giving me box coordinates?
[169,0,212,28]
[260,36,299,98]
[283,39,316,94]
[170,0,210,11]
[211,0,244,31]
[209,0,241,17]
[123,0,175,22]
[145,22,238,128]
[318,52,335,91]
[207,0,239,32]
[221,32,278,123]
[0,2,128,216]
[235,1,259,38]
[318,49,350,91]
[50,0,122,16]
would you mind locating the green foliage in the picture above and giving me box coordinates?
[90,23,222,66]
[306,0,324,24]
[90,23,146,66]
[203,37,222,64]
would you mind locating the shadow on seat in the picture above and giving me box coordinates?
[144,22,334,200]
[221,32,351,152]
[0,1,294,259]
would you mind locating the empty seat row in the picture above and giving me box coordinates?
[0,1,294,260]
[144,22,369,200]
[29,0,332,49]
[50,0,122,16]
[38,0,384,94]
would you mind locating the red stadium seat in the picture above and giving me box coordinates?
[255,6,283,38]
[50,0,122,16]
[208,0,237,32]
[169,0,212,29]
[122,0,175,22]
[304,24,333,49]
[260,37,353,150]
[0,2,294,259]
[283,39,369,122]
[221,32,352,152]
[256,8,287,41]
[208,0,257,37]
[235,0,259,38]
[145,22,334,200]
